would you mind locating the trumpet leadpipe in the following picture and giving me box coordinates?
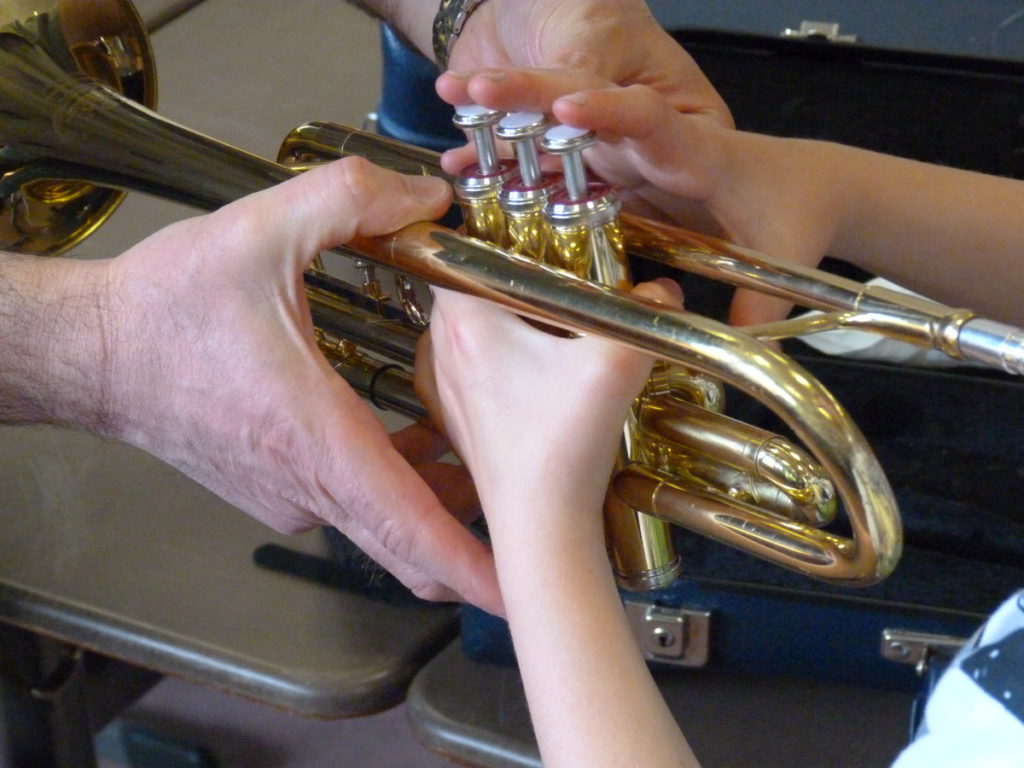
[621,215,1024,372]
[955,318,1024,375]
[286,122,1024,378]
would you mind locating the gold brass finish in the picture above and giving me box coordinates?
[546,182,682,592]
[505,205,552,261]
[635,395,837,527]
[350,224,903,586]
[20,0,1012,589]
[0,0,156,254]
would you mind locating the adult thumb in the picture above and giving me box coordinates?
[224,157,452,273]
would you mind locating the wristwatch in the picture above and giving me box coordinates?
[432,0,488,70]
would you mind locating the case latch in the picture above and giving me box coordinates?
[782,21,858,44]
[881,629,967,675]
[624,602,711,668]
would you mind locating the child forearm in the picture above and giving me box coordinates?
[828,142,1024,324]
[736,136,1024,324]
[485,484,700,768]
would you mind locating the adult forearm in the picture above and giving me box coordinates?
[340,0,434,60]
[0,253,112,431]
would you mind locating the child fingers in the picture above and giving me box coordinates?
[553,84,686,144]
[631,277,683,309]
[439,68,612,114]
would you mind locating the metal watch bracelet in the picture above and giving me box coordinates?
[432,0,488,70]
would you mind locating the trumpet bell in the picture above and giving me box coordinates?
[0,0,155,255]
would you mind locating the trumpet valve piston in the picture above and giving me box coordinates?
[495,112,563,261]
[451,105,516,244]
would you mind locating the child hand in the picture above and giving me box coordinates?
[437,68,848,325]
[417,279,680,516]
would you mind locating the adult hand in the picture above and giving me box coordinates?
[533,78,844,326]
[435,0,731,172]
[102,158,500,612]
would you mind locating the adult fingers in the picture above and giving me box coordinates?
[390,421,450,465]
[390,422,480,523]
[204,158,452,273]
[728,288,796,328]
[552,85,723,195]
[323,431,502,614]
[553,83,679,141]
[632,277,683,307]
[415,462,482,526]
[436,68,608,176]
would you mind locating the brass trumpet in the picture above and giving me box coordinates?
[6,0,1023,590]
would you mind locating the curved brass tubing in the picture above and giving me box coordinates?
[7,1,988,588]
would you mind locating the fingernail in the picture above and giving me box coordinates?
[406,175,450,204]
[445,70,470,80]
[656,277,684,303]
[557,92,589,107]
[477,70,506,82]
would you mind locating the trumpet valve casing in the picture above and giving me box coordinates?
[604,482,681,591]
[454,160,517,245]
[493,112,564,262]
[500,173,563,262]
[452,104,517,244]
[545,184,630,288]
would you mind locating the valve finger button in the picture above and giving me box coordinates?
[541,125,596,202]
[453,104,504,175]
[496,111,548,187]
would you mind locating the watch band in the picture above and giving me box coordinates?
[432,0,488,70]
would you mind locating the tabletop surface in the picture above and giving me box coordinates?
[0,0,460,720]
[0,425,457,717]
[408,641,917,768]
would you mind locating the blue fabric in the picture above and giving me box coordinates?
[377,24,463,152]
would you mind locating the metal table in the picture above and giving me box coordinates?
[0,425,457,765]
[408,641,917,768]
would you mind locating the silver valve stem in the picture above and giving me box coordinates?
[495,111,548,187]
[453,104,504,175]
[541,125,596,202]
